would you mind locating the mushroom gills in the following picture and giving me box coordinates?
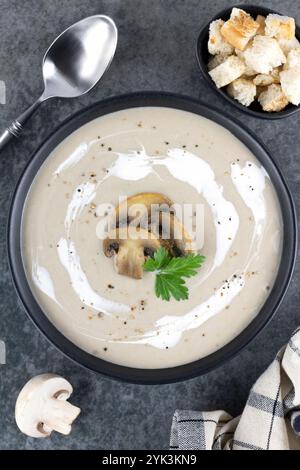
[152,212,195,256]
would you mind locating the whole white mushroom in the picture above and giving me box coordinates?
[15,374,81,438]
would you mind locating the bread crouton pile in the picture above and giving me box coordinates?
[207,8,300,112]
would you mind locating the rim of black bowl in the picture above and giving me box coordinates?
[196,4,300,119]
[7,91,297,384]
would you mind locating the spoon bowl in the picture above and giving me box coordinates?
[43,15,118,99]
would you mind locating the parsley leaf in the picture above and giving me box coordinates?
[144,247,205,301]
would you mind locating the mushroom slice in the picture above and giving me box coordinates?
[155,212,196,256]
[114,192,174,228]
[103,227,161,279]
[15,374,81,438]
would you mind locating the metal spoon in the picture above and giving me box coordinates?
[0,15,118,150]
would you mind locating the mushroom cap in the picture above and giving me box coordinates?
[15,374,80,438]
[113,192,174,228]
[103,227,161,279]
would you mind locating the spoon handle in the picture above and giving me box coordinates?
[0,97,43,151]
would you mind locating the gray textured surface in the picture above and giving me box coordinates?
[0,0,299,450]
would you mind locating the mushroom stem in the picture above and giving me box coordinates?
[44,420,71,436]
[103,227,161,279]
[42,398,81,435]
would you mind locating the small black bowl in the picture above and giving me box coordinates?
[196,4,300,119]
[7,92,297,384]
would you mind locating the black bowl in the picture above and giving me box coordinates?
[7,92,297,384]
[196,4,300,119]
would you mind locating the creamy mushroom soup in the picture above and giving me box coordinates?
[22,107,282,368]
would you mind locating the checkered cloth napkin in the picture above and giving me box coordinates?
[170,327,300,450]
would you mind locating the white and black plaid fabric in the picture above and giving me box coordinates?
[170,327,300,450]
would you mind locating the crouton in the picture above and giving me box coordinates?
[265,14,295,40]
[235,45,256,76]
[243,35,286,74]
[243,65,256,77]
[208,19,234,56]
[280,66,300,105]
[256,85,267,98]
[205,8,299,111]
[278,37,300,54]
[207,54,226,71]
[227,77,256,106]
[209,55,245,88]
[258,83,289,111]
[271,67,281,82]
[253,68,280,86]
[221,8,259,51]
[284,48,300,69]
[256,15,265,35]
[253,74,276,86]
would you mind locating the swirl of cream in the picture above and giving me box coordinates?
[57,238,130,316]
[96,153,270,349]
[105,148,240,269]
